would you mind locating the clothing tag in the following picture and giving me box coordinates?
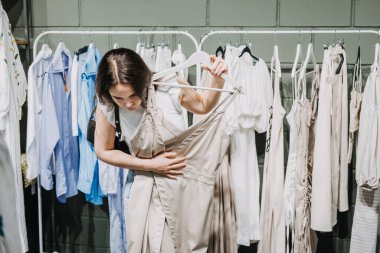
[63,72,68,93]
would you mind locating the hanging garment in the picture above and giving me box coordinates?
[355,45,380,190]
[347,48,362,164]
[311,45,348,232]
[107,169,135,253]
[224,45,272,246]
[155,45,172,72]
[140,47,156,71]
[125,84,238,253]
[26,45,58,182]
[350,44,380,253]
[47,43,80,203]
[258,52,285,253]
[194,71,237,253]
[0,130,24,253]
[207,154,237,253]
[350,188,380,253]
[71,54,80,136]
[171,49,188,80]
[284,63,320,253]
[0,3,28,251]
[76,45,104,204]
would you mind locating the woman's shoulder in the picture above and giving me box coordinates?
[97,97,116,127]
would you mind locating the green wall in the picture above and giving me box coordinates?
[15,0,380,252]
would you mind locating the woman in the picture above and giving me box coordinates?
[95,48,228,179]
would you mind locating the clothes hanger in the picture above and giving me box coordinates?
[271,45,281,78]
[238,45,259,61]
[300,42,317,79]
[113,33,119,49]
[41,44,50,52]
[152,51,239,93]
[373,43,379,67]
[215,45,225,59]
[291,43,302,78]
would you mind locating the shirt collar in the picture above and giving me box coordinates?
[51,42,72,72]
[84,45,101,75]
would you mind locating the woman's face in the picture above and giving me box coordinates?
[109,83,142,111]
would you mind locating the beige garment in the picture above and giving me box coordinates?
[356,68,380,190]
[127,84,238,253]
[311,45,349,232]
[195,72,238,253]
[258,57,285,253]
[347,53,362,164]
[293,67,319,253]
[208,154,238,253]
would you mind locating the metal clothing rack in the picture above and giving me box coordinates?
[32,30,199,253]
[199,29,380,50]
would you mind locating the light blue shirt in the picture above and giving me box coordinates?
[76,45,104,204]
[48,44,79,203]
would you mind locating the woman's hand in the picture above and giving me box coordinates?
[202,55,228,87]
[148,152,186,179]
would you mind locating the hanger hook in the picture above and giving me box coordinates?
[358,29,361,46]
[310,30,312,43]
[274,29,277,45]
[298,30,301,44]
[113,32,117,44]
[334,29,337,44]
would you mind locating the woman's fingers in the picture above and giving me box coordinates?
[163,152,177,158]
[167,169,184,175]
[216,65,228,76]
[210,57,222,74]
[168,162,186,170]
[169,156,186,165]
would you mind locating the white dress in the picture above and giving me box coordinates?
[258,51,285,253]
[311,45,348,232]
[224,45,273,246]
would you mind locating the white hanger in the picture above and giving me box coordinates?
[271,45,281,77]
[56,41,66,51]
[41,44,50,52]
[300,43,317,79]
[291,43,302,78]
[177,42,182,52]
[89,42,95,49]
[152,51,211,81]
[373,43,379,66]
[113,42,119,49]
[152,51,237,93]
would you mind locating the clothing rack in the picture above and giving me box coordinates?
[32,28,380,253]
[199,29,380,49]
[32,30,200,253]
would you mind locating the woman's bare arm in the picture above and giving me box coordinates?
[178,55,228,114]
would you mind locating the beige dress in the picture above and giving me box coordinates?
[311,45,348,232]
[258,54,285,253]
[126,84,238,253]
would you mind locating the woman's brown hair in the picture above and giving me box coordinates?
[96,48,152,108]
